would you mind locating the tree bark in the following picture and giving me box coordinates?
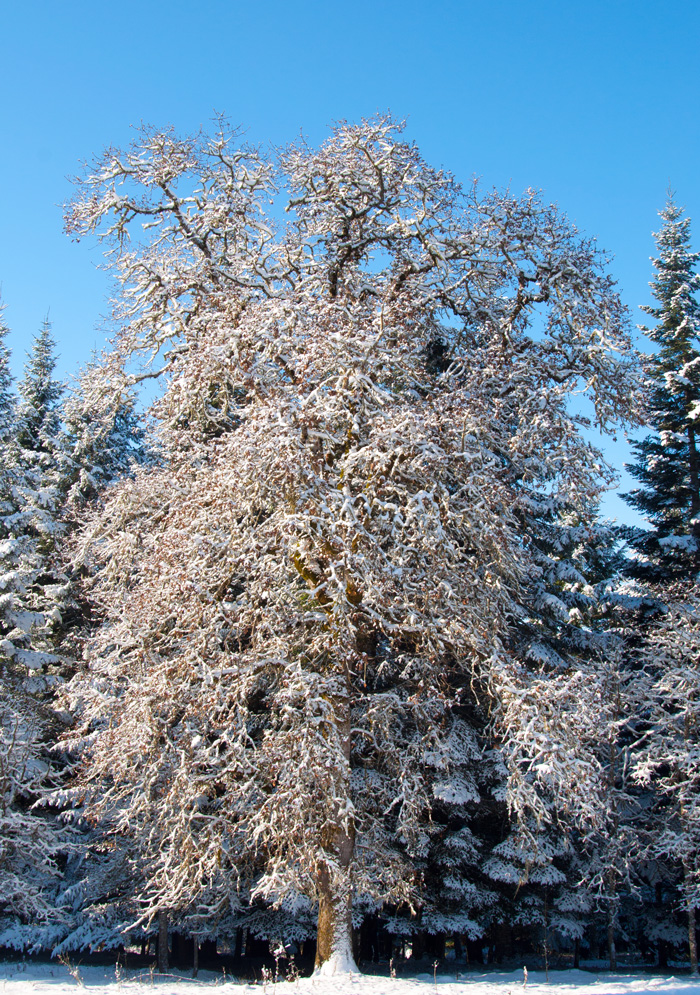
[658,939,668,970]
[686,418,700,518]
[689,902,698,976]
[192,937,199,979]
[543,890,550,982]
[314,853,356,973]
[233,928,243,962]
[606,866,618,971]
[157,911,169,974]
[411,929,425,962]
[313,673,358,975]
[656,882,668,968]
[607,913,617,971]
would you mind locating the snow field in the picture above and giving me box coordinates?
[3,965,700,995]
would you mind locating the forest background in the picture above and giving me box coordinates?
[3,0,700,980]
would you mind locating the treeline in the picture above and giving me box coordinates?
[1,117,700,975]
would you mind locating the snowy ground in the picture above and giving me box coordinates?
[3,963,700,995]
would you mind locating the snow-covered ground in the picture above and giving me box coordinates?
[3,964,700,995]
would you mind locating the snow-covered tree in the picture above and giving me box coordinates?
[0,309,69,952]
[0,657,69,952]
[632,586,700,974]
[16,319,63,456]
[614,197,700,967]
[62,358,146,513]
[0,297,18,565]
[1,319,67,672]
[0,299,15,450]
[0,320,152,957]
[625,196,700,584]
[61,117,641,973]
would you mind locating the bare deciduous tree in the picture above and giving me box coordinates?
[62,116,641,973]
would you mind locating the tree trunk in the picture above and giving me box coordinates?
[313,664,359,976]
[314,854,356,974]
[233,928,243,962]
[658,939,668,970]
[411,929,425,963]
[428,932,446,961]
[158,911,169,974]
[573,937,580,969]
[686,420,700,518]
[543,891,550,982]
[192,938,199,979]
[656,883,668,968]
[607,913,617,971]
[689,902,698,977]
[171,931,182,967]
[606,868,618,972]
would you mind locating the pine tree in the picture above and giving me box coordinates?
[0,298,17,535]
[62,357,147,512]
[16,318,63,457]
[0,658,68,952]
[632,587,700,975]
[9,334,150,957]
[625,196,700,583]
[0,307,68,952]
[1,319,66,671]
[619,195,700,970]
[0,301,15,446]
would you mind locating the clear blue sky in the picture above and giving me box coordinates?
[1,0,698,523]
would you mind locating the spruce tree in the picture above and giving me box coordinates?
[0,302,14,443]
[621,201,700,969]
[632,588,700,975]
[1,319,66,670]
[0,300,17,528]
[16,318,63,458]
[62,358,147,512]
[625,196,700,583]
[0,309,68,952]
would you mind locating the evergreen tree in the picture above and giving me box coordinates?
[0,300,15,445]
[632,586,700,975]
[0,308,68,951]
[0,298,17,531]
[62,357,147,513]
[0,655,68,952]
[1,319,66,670]
[625,196,700,583]
[9,346,149,957]
[16,318,63,458]
[621,196,700,970]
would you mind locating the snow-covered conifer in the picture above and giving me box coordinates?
[632,586,700,974]
[16,319,63,458]
[0,658,68,951]
[0,308,68,951]
[62,358,146,512]
[0,298,17,535]
[625,196,700,584]
[0,300,14,444]
[1,319,66,671]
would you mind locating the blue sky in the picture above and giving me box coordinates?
[1,0,699,522]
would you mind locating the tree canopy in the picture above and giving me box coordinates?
[59,117,643,973]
